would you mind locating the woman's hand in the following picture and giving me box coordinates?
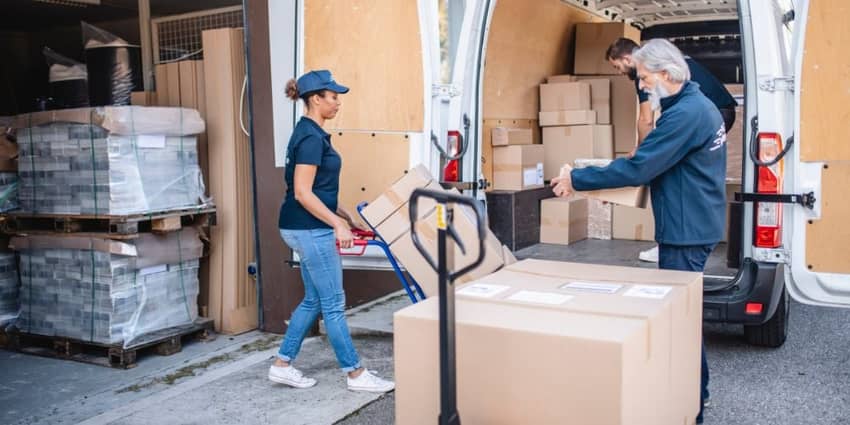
[337,206,366,231]
[334,221,355,249]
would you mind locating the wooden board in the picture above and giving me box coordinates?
[800,0,850,162]
[203,28,258,335]
[806,162,850,273]
[305,0,423,132]
[481,119,540,189]
[483,0,600,120]
[333,131,410,216]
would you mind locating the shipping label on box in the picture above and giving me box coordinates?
[538,110,597,127]
[540,198,588,245]
[492,145,545,191]
[542,125,613,180]
[491,127,533,146]
[539,82,592,112]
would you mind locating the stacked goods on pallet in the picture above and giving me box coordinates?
[202,28,257,334]
[0,117,18,213]
[0,172,18,213]
[12,107,207,216]
[11,227,203,347]
[362,165,509,297]
[0,251,19,327]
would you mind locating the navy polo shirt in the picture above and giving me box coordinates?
[634,57,736,111]
[278,117,341,230]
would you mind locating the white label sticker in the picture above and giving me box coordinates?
[523,167,539,187]
[137,135,167,149]
[623,285,673,300]
[536,162,544,184]
[457,283,511,298]
[507,290,573,305]
[560,281,623,294]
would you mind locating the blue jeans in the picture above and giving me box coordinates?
[278,228,361,372]
[658,243,715,423]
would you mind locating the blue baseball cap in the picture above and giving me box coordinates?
[296,70,349,95]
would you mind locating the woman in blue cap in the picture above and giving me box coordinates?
[269,70,395,393]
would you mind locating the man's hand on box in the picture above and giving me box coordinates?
[551,164,574,198]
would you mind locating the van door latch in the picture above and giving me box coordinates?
[432,84,462,99]
[735,191,815,209]
[758,76,795,92]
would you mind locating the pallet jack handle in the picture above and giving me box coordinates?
[409,188,487,425]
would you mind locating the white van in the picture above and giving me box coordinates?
[265,0,849,347]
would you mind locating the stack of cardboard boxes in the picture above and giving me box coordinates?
[362,165,513,297]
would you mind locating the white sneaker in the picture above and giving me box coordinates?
[347,369,395,393]
[268,364,317,388]
[639,246,659,263]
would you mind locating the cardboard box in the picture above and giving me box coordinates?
[577,75,638,152]
[395,259,701,425]
[492,145,544,191]
[539,82,591,112]
[131,91,158,106]
[538,110,597,127]
[581,78,611,124]
[613,203,656,241]
[491,127,533,146]
[361,164,433,227]
[390,207,504,298]
[574,158,649,208]
[546,74,577,83]
[375,180,442,244]
[588,198,612,240]
[542,125,613,180]
[574,23,641,75]
[540,197,588,245]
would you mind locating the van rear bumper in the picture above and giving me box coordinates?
[703,258,785,325]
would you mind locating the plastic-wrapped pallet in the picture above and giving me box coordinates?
[0,172,17,212]
[13,107,208,215]
[11,227,203,348]
[0,252,19,327]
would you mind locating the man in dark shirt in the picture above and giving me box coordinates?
[553,39,726,425]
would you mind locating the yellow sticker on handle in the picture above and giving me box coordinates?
[435,203,447,230]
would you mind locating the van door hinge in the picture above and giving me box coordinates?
[432,84,462,99]
[758,75,795,92]
[735,191,816,209]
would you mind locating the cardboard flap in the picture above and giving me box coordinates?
[13,106,205,136]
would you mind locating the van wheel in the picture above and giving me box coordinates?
[744,287,790,348]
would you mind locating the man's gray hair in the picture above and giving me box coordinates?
[632,39,691,83]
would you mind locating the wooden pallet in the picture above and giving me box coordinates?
[1,206,216,239]
[1,318,215,369]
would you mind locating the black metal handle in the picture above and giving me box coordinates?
[409,188,487,282]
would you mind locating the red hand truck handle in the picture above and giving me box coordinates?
[337,239,369,256]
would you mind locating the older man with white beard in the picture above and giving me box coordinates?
[551,39,726,425]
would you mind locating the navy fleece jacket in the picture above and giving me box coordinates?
[571,81,727,246]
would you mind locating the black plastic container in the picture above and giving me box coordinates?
[85,45,142,106]
[50,78,89,109]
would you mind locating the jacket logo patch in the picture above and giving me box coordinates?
[710,124,727,151]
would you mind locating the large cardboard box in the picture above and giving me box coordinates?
[542,125,613,180]
[395,259,701,425]
[540,197,588,245]
[375,180,442,244]
[390,208,505,297]
[492,145,544,191]
[491,127,533,146]
[574,23,641,75]
[578,75,638,152]
[581,78,612,124]
[539,82,591,112]
[538,110,597,127]
[361,164,433,227]
[613,203,656,241]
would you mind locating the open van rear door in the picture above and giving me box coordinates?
[782,0,850,307]
[272,0,440,270]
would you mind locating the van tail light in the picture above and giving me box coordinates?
[755,133,784,248]
[442,130,460,182]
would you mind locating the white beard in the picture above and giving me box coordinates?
[646,83,671,111]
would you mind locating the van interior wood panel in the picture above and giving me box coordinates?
[483,0,598,120]
[806,162,850,274]
[800,0,850,162]
[334,132,411,218]
[304,0,424,132]
[481,119,540,190]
